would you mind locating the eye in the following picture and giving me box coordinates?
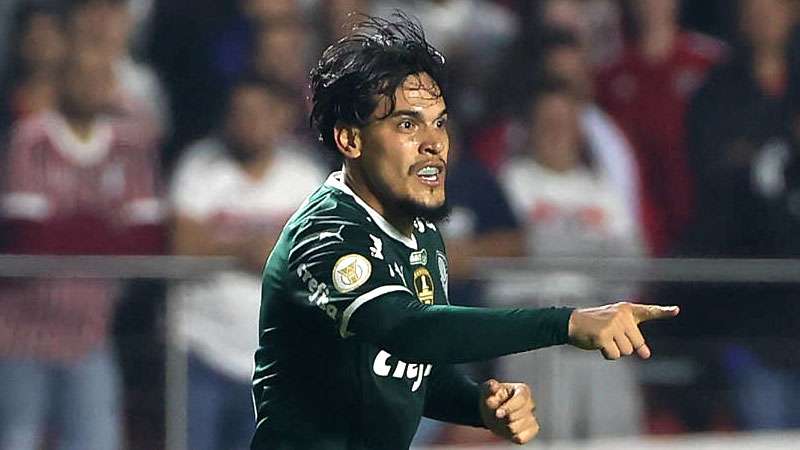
[398,120,414,130]
[435,117,447,128]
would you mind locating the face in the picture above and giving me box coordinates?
[254,24,308,87]
[19,12,65,71]
[346,73,449,219]
[542,0,584,31]
[632,0,678,28]
[544,45,591,100]
[69,1,132,58]
[326,0,371,39]
[60,47,116,118]
[529,92,582,172]
[242,0,298,21]
[225,85,291,159]
[740,0,796,49]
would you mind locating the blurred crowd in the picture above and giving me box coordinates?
[1,0,800,449]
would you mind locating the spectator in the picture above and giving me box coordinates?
[475,28,643,250]
[686,0,797,253]
[66,0,170,134]
[211,0,304,88]
[250,18,312,94]
[538,0,624,66]
[679,0,800,431]
[596,0,724,256]
[496,80,643,439]
[539,28,643,249]
[0,2,65,129]
[318,0,372,41]
[0,43,164,450]
[169,78,325,450]
[716,94,800,430]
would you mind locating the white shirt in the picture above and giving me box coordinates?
[170,138,325,380]
[581,104,641,228]
[500,157,639,258]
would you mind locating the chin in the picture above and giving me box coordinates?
[397,197,451,223]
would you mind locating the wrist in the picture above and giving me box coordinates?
[567,309,574,342]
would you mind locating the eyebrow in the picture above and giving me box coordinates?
[386,108,448,122]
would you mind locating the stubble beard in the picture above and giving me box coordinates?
[369,175,451,224]
[393,196,451,223]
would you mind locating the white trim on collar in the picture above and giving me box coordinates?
[44,112,114,167]
[324,171,418,250]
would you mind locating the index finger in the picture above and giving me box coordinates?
[496,386,531,419]
[631,304,680,324]
[483,379,510,410]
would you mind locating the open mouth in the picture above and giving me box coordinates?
[415,165,444,186]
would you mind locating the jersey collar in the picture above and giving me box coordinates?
[325,171,419,250]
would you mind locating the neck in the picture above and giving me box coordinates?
[752,47,786,96]
[343,166,414,236]
[62,112,96,140]
[639,21,677,62]
[753,44,786,64]
[240,147,275,180]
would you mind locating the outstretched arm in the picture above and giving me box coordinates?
[350,296,678,364]
[350,297,573,364]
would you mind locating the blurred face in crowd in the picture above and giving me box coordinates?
[242,0,299,22]
[343,73,449,219]
[59,47,116,120]
[325,0,371,39]
[253,22,309,87]
[18,10,65,73]
[543,44,592,101]
[740,0,797,50]
[529,91,583,172]
[69,0,132,57]
[541,0,587,40]
[631,0,679,29]
[224,84,294,162]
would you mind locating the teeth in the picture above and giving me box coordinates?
[417,166,440,176]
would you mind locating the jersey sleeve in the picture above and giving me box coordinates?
[285,220,414,338]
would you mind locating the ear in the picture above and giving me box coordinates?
[334,124,362,160]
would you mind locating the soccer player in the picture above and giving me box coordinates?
[251,13,679,449]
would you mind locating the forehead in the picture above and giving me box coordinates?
[232,84,273,102]
[374,72,445,117]
[532,92,576,114]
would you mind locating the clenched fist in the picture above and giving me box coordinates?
[480,379,539,445]
[568,302,679,360]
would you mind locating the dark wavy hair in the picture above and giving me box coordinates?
[309,12,447,155]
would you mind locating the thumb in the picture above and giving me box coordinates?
[632,304,680,324]
[482,379,502,395]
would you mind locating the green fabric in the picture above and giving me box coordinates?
[251,173,573,450]
[352,299,574,364]
[423,364,483,427]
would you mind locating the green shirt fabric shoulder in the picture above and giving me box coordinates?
[252,172,573,450]
[253,172,451,449]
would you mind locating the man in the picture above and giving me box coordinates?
[0,44,162,450]
[170,78,324,450]
[251,14,678,449]
[595,0,724,256]
[498,80,643,439]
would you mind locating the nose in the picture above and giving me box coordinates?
[420,134,445,156]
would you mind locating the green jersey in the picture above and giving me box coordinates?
[252,172,574,450]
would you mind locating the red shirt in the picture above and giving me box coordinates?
[0,111,164,361]
[596,32,724,255]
